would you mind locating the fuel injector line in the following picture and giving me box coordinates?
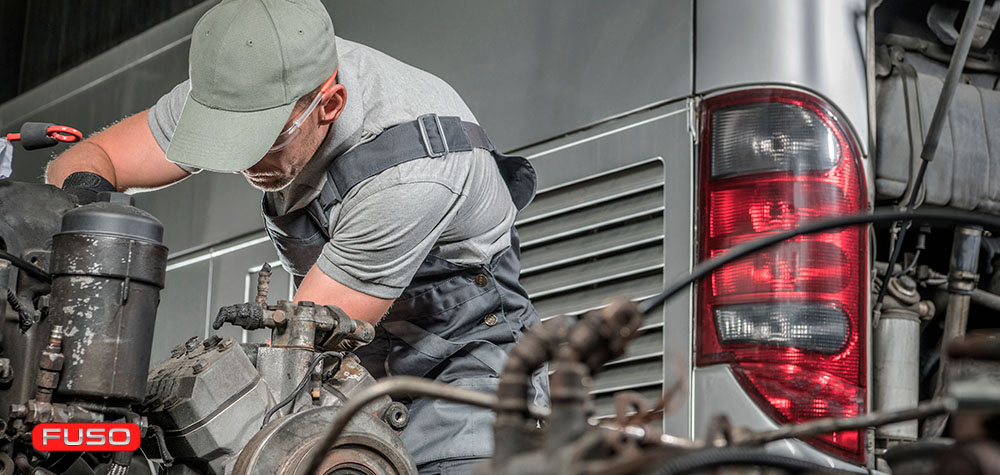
[874,0,986,313]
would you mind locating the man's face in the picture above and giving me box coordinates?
[241,96,328,192]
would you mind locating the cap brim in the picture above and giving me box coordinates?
[166,96,295,173]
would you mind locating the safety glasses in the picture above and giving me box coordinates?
[268,69,338,153]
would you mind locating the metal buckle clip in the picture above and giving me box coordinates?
[417,114,449,158]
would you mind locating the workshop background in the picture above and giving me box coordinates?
[0,0,708,424]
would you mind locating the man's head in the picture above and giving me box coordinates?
[243,73,346,191]
[165,0,344,190]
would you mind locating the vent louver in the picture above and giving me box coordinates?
[517,158,665,418]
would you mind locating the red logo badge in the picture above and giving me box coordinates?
[32,423,140,451]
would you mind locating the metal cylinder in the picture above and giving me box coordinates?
[874,313,921,439]
[48,201,167,403]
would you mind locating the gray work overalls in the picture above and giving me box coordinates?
[260,115,549,468]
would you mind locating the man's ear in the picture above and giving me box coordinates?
[318,84,347,125]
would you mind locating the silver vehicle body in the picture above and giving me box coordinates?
[0,0,881,471]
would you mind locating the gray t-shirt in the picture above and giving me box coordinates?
[148,38,517,299]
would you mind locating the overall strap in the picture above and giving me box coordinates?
[307,114,495,236]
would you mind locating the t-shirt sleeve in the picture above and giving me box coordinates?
[316,180,463,299]
[147,80,202,174]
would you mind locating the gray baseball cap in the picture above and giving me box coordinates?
[166,0,338,173]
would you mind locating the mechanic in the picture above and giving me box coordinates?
[44,0,549,473]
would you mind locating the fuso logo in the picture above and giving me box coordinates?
[32,423,141,451]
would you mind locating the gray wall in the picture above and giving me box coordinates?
[0,1,693,365]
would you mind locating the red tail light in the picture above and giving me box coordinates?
[696,88,868,463]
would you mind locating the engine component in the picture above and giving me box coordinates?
[33,325,64,404]
[875,276,935,441]
[925,224,985,438]
[48,200,168,403]
[0,182,75,421]
[214,300,374,352]
[149,293,408,475]
[232,406,416,475]
[143,335,274,475]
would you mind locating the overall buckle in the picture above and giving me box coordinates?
[417,114,449,158]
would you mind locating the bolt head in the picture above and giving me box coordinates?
[272,310,286,324]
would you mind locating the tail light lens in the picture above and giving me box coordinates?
[696,89,868,463]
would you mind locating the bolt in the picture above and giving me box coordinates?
[202,335,222,349]
[272,310,286,325]
[184,336,200,352]
[218,338,234,352]
[9,404,26,419]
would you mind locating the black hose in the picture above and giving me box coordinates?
[645,447,843,475]
[638,208,1000,316]
[874,0,986,312]
[0,249,51,283]
[261,351,342,428]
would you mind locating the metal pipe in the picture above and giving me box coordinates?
[925,225,983,437]
[303,376,549,475]
[740,398,957,446]
[874,310,922,439]
[932,281,1000,312]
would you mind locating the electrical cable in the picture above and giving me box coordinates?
[0,249,51,283]
[260,351,342,428]
[874,0,986,313]
[638,208,1000,317]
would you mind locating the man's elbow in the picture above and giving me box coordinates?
[44,141,115,189]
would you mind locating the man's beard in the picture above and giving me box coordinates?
[245,173,294,192]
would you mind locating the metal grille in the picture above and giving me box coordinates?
[517,158,666,418]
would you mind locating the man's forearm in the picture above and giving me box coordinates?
[46,141,119,189]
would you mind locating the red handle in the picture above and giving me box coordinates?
[46,125,82,143]
[5,125,82,143]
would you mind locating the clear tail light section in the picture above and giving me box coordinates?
[696,88,868,463]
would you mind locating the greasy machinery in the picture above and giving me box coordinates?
[0,182,413,475]
[3,183,1000,475]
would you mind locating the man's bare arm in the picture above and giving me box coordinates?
[46,110,190,191]
[294,263,395,325]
